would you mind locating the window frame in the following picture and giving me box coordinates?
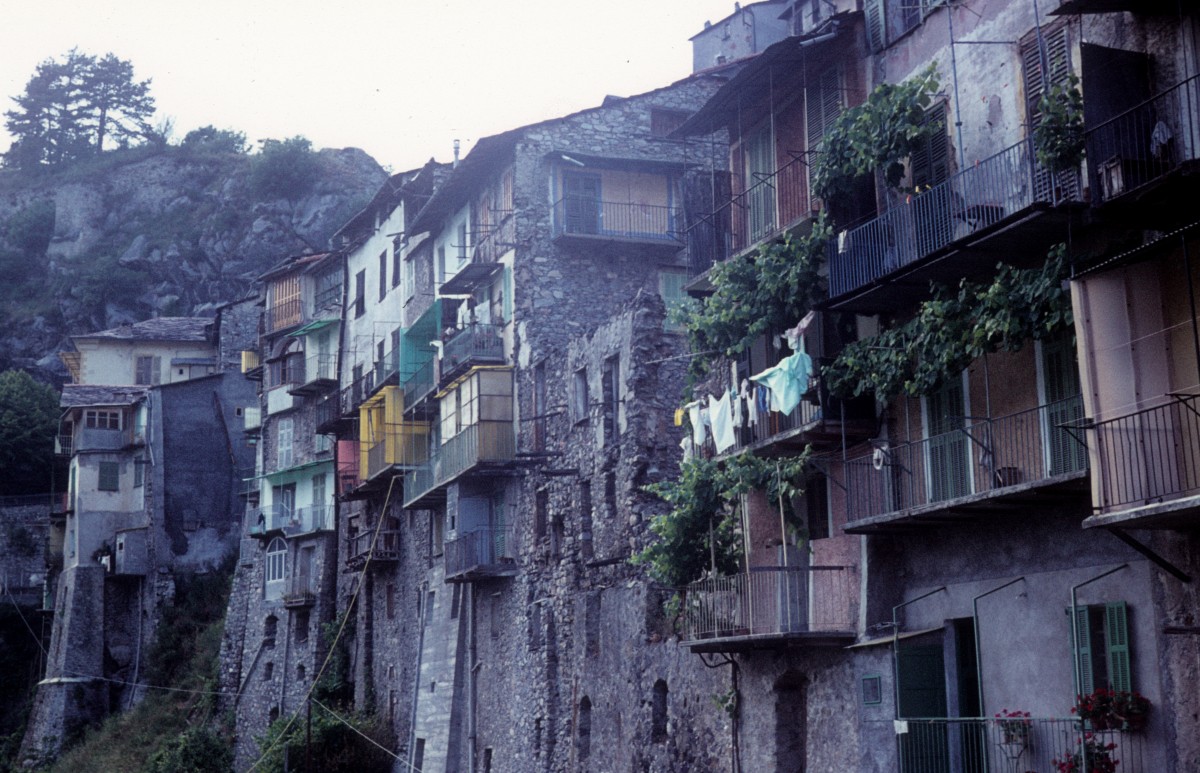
[98,460,120,492]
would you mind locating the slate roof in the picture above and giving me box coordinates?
[75,317,212,344]
[61,385,148,408]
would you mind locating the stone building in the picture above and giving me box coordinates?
[20,312,257,765]
[669,1,1200,771]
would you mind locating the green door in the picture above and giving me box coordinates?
[1040,332,1086,475]
[898,644,949,773]
[926,377,970,503]
[745,125,775,241]
[563,173,601,234]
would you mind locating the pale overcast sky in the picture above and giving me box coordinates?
[1,0,745,172]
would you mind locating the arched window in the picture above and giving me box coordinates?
[266,537,287,583]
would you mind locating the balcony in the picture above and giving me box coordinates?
[404,423,516,509]
[346,527,400,570]
[686,154,811,275]
[444,525,520,583]
[441,324,505,384]
[551,197,681,250]
[680,566,855,653]
[1085,74,1200,221]
[314,393,342,434]
[282,577,317,609]
[843,397,1089,534]
[473,213,515,265]
[1082,394,1200,529]
[365,423,429,481]
[283,505,333,536]
[70,426,140,454]
[247,505,290,537]
[890,717,1150,773]
[289,354,338,396]
[264,298,304,334]
[367,349,401,399]
[828,135,1082,313]
[51,491,71,518]
[55,433,72,456]
[402,359,437,417]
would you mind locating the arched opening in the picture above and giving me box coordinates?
[265,537,287,600]
[774,671,807,772]
[651,679,669,743]
[263,614,278,648]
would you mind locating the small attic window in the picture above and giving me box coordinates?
[650,108,690,138]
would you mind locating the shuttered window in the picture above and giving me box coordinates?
[1070,602,1132,695]
[1021,24,1071,130]
[98,461,120,492]
[865,0,886,52]
[910,103,950,189]
[806,65,843,150]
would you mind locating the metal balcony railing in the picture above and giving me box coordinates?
[442,324,505,378]
[284,505,333,535]
[347,528,400,566]
[680,566,853,643]
[474,213,515,264]
[282,577,317,608]
[302,354,338,386]
[315,393,341,432]
[445,524,520,580]
[1088,393,1200,513]
[844,396,1087,524]
[894,718,1148,773]
[402,358,437,411]
[55,433,73,456]
[687,154,811,273]
[247,505,291,536]
[371,349,401,393]
[365,424,428,479]
[830,135,1081,299]
[551,197,681,243]
[1086,73,1200,206]
[403,422,516,508]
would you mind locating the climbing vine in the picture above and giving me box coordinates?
[1034,73,1086,173]
[676,214,831,379]
[635,450,811,587]
[812,63,941,204]
[823,245,1074,402]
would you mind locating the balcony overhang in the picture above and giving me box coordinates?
[1082,495,1200,530]
[440,262,503,296]
[1050,0,1179,14]
[843,469,1089,534]
[286,319,338,337]
[827,204,1083,315]
[684,630,856,654]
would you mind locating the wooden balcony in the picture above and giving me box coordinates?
[680,566,855,653]
[843,397,1089,534]
[345,528,400,571]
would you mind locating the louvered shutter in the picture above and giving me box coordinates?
[865,0,886,52]
[1022,25,1079,200]
[1070,605,1095,696]
[807,66,842,149]
[911,104,949,189]
[1105,601,1132,692]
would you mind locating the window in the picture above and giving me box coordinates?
[386,583,396,619]
[134,355,161,385]
[404,255,416,300]
[534,488,548,544]
[910,103,950,189]
[437,245,446,284]
[650,108,689,138]
[392,236,403,288]
[804,475,831,540]
[314,266,341,309]
[602,356,620,445]
[265,538,287,584]
[85,409,121,430]
[533,361,547,452]
[562,173,601,235]
[658,269,689,332]
[98,461,120,491]
[862,674,883,705]
[457,222,468,261]
[354,269,366,317]
[134,455,144,488]
[573,368,589,424]
[806,65,843,150]
[1070,602,1132,695]
[379,250,388,300]
[276,417,294,469]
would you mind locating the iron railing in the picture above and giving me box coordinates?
[445,524,520,580]
[403,422,516,508]
[681,566,854,643]
[830,135,1081,299]
[314,393,341,431]
[442,324,505,378]
[844,396,1087,523]
[894,717,1148,773]
[284,505,333,535]
[372,349,401,392]
[1088,393,1200,512]
[347,528,400,565]
[246,505,290,536]
[551,197,681,243]
[402,358,437,410]
[282,577,317,608]
[687,153,811,272]
[303,354,338,386]
[474,213,516,264]
[365,424,429,479]
[55,433,73,456]
[1086,73,1200,205]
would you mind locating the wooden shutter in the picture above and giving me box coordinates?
[911,104,950,189]
[807,66,843,150]
[99,461,120,492]
[865,0,886,52]
[1070,605,1095,696]
[1104,601,1132,692]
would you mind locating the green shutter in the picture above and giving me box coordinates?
[865,0,886,52]
[1105,601,1132,692]
[99,461,120,492]
[1069,606,1094,696]
[503,265,513,322]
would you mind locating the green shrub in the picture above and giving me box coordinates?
[248,136,320,200]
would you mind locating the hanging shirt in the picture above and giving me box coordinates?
[730,386,744,428]
[685,400,706,446]
[709,392,736,453]
[751,351,813,416]
[743,379,759,427]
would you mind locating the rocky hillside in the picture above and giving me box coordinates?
[0,143,387,379]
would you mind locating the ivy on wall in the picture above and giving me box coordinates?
[822,244,1074,402]
[636,451,810,587]
[676,214,831,379]
[1035,73,1086,173]
[812,63,941,204]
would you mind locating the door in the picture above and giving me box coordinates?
[317,330,332,380]
[745,125,776,242]
[563,173,601,234]
[1040,332,1086,475]
[311,473,327,530]
[272,483,296,528]
[898,644,949,773]
[458,495,491,568]
[925,377,970,503]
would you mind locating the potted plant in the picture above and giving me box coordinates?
[994,708,1032,745]
[1114,690,1150,731]
[1052,732,1119,773]
[1072,689,1117,731]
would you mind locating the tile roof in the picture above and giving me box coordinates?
[76,317,212,343]
[61,385,148,408]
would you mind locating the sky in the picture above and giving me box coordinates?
[0,0,747,172]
